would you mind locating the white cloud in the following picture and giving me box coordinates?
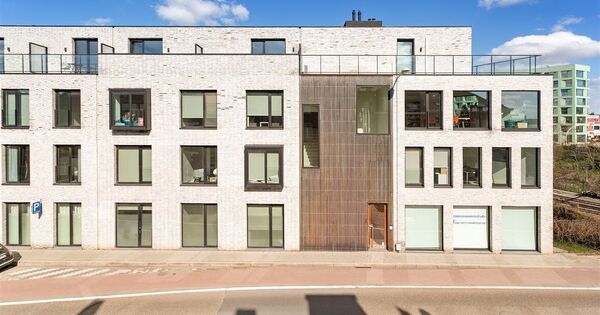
[589,77,600,114]
[490,31,600,65]
[552,16,584,32]
[478,0,532,9]
[84,17,112,26]
[155,0,250,26]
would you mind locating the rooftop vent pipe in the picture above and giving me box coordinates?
[352,10,356,21]
[358,10,362,21]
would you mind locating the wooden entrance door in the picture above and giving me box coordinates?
[368,203,387,249]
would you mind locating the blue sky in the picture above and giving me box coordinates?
[1,0,599,112]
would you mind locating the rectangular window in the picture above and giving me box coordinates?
[182,204,217,247]
[576,116,586,124]
[561,70,572,78]
[564,98,573,105]
[56,203,81,246]
[356,86,389,134]
[405,147,423,186]
[55,90,81,128]
[553,81,558,88]
[576,107,584,115]
[577,135,586,143]
[29,43,47,73]
[405,91,442,129]
[576,79,586,87]
[2,89,29,128]
[521,148,539,188]
[453,91,490,129]
[433,148,452,187]
[130,39,162,54]
[116,146,152,184]
[247,205,284,248]
[560,89,570,97]
[116,204,152,248]
[74,39,98,73]
[396,39,415,74]
[577,98,586,105]
[6,203,30,246]
[501,91,540,130]
[4,145,29,184]
[405,206,442,250]
[110,89,151,131]
[180,91,217,128]
[492,148,511,187]
[565,117,573,124]
[246,91,283,128]
[563,79,572,87]
[463,147,481,188]
[560,107,569,115]
[453,206,489,250]
[302,104,319,168]
[245,146,283,191]
[55,145,81,184]
[181,146,217,185]
[251,39,286,54]
[576,125,584,133]
[576,70,584,78]
[501,207,537,251]
[576,89,584,97]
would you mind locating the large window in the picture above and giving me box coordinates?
[251,39,286,54]
[4,145,29,184]
[245,146,283,191]
[453,91,490,129]
[247,205,284,248]
[492,148,511,187]
[302,104,319,168]
[182,204,217,247]
[356,86,389,134]
[396,39,415,73]
[405,91,442,129]
[576,70,584,78]
[501,91,540,130]
[130,39,163,54]
[6,203,30,246]
[433,148,452,187]
[116,204,152,248]
[56,203,81,246]
[116,146,152,184]
[181,146,217,185]
[55,90,81,128]
[405,147,423,187]
[405,206,442,250]
[55,145,81,184]
[110,89,151,131]
[29,43,47,73]
[2,89,29,128]
[521,148,539,188]
[74,39,98,73]
[463,147,481,187]
[453,206,489,250]
[181,91,217,128]
[246,91,283,128]
[501,207,537,251]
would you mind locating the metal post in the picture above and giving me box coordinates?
[471,55,474,75]
[339,55,341,74]
[60,54,63,74]
[357,55,360,74]
[376,55,379,74]
[509,56,513,74]
[21,54,24,73]
[319,56,322,75]
[452,55,455,75]
[529,56,531,74]
[433,56,436,75]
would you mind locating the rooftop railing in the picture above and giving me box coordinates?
[0,54,98,74]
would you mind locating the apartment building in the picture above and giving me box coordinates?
[542,64,591,144]
[0,18,553,254]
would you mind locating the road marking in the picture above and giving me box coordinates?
[12,268,60,279]
[7,268,41,276]
[80,268,111,277]
[28,269,75,280]
[54,268,96,279]
[0,284,599,306]
[103,269,130,277]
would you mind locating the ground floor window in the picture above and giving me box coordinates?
[453,206,489,250]
[6,203,30,246]
[116,203,152,248]
[56,203,81,246]
[405,206,442,250]
[501,207,537,251]
[182,204,217,247]
[247,205,283,248]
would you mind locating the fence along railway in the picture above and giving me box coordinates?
[554,189,600,214]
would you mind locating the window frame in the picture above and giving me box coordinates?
[180,146,218,186]
[4,144,29,185]
[501,90,541,132]
[180,90,218,129]
[115,145,152,185]
[54,90,81,128]
[2,89,29,129]
[109,89,151,132]
[5,202,30,246]
[404,205,443,251]
[244,145,284,192]
[54,145,81,185]
[129,39,163,54]
[462,147,482,188]
[492,147,511,188]
[302,104,320,168]
[521,147,540,189]
[73,38,98,74]
[55,203,82,247]
[181,203,218,248]
[405,147,424,187]
[452,91,491,130]
[404,91,443,130]
[29,42,48,73]
[501,206,539,252]
[250,39,286,55]
[452,206,491,251]
[245,91,284,129]
[246,204,284,249]
[115,203,152,248]
[433,147,452,188]
[356,85,390,135]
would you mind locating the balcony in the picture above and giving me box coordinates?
[0,54,98,74]
[300,54,541,75]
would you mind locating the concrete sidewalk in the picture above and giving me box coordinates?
[10,249,600,269]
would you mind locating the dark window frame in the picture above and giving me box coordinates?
[244,145,284,192]
[100,43,115,54]
[462,147,482,188]
[55,145,81,185]
[5,202,29,246]
[55,202,82,247]
[521,147,540,189]
[115,203,152,248]
[405,147,424,187]
[180,90,218,129]
[109,89,151,132]
[180,146,218,185]
[356,85,391,135]
[492,147,511,188]
[452,91,491,130]
[181,203,218,248]
[501,90,541,132]
[251,39,286,55]
[246,91,284,129]
[29,42,48,73]
[302,104,320,168]
[2,89,29,128]
[404,205,443,251]
[115,145,152,185]
[54,90,81,128]
[433,147,452,188]
[452,206,491,251]
[405,91,443,130]
[247,204,284,249]
[396,39,415,74]
[4,144,29,185]
[73,38,98,73]
[129,39,163,54]
[501,206,540,252]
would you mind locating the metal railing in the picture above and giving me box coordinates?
[0,54,98,74]
[299,54,541,75]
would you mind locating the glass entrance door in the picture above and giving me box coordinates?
[368,203,387,249]
[74,39,98,73]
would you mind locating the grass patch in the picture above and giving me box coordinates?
[554,239,599,255]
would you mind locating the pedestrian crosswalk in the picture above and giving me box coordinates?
[0,266,167,280]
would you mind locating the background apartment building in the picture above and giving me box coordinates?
[0,17,553,254]
[542,64,591,144]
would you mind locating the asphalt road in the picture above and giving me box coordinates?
[1,288,599,315]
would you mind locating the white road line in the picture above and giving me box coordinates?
[54,268,96,279]
[13,268,60,279]
[103,269,131,277]
[28,269,75,280]
[79,268,111,277]
[0,284,599,307]
[7,268,41,276]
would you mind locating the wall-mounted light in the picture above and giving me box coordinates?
[6,47,10,52]
[167,48,170,53]
[64,47,67,52]
[419,47,423,52]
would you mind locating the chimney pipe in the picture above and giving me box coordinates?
[358,10,362,21]
[352,10,356,21]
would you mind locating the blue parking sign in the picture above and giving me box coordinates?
[32,201,42,214]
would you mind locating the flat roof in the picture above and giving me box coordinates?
[0,24,472,28]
